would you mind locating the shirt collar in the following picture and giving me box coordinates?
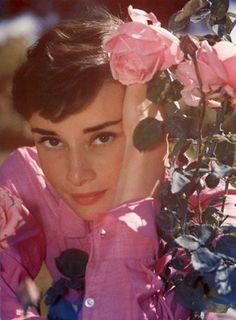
[58,199,90,238]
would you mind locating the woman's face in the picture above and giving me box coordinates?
[29,82,126,220]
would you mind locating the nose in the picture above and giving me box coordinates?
[66,149,96,186]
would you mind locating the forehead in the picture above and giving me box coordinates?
[29,82,125,132]
[82,81,125,117]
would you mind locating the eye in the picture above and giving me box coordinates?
[92,132,115,145]
[37,136,63,149]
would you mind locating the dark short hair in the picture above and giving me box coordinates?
[12,7,122,121]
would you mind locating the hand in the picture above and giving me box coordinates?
[122,84,148,140]
[122,84,163,143]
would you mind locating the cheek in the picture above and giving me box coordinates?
[37,150,65,187]
[102,141,125,184]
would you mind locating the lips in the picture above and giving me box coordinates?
[71,190,107,206]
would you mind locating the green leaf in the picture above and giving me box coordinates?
[165,116,198,139]
[205,173,220,189]
[224,14,235,34]
[67,278,85,290]
[175,278,206,312]
[212,134,236,144]
[190,7,211,23]
[221,225,236,235]
[169,139,192,163]
[175,235,200,251]
[202,207,224,227]
[166,79,184,102]
[215,235,236,260]
[55,248,89,279]
[191,248,222,272]
[171,169,191,194]
[44,279,65,306]
[211,161,235,178]
[165,101,182,118]
[156,210,180,235]
[207,289,236,310]
[165,116,187,139]
[215,266,236,295]
[229,176,236,188]
[189,313,205,320]
[210,0,230,20]
[205,291,230,313]
[168,11,189,32]
[190,224,215,246]
[215,141,235,166]
[133,117,163,151]
[170,273,184,285]
[147,71,171,104]
[174,0,210,22]
[171,256,186,270]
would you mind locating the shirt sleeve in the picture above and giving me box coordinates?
[79,197,189,320]
[0,187,46,320]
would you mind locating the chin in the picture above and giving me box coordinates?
[74,207,106,221]
[72,201,113,221]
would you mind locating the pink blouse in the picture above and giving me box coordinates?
[0,147,235,320]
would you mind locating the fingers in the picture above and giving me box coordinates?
[124,84,163,120]
[123,84,147,109]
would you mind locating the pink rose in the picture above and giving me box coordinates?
[176,40,236,108]
[103,5,183,85]
[0,187,26,249]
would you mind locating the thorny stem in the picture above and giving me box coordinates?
[207,97,227,157]
[192,56,206,162]
[177,194,188,234]
[221,179,230,214]
[196,189,202,223]
[192,54,206,222]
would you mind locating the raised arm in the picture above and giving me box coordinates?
[113,84,167,206]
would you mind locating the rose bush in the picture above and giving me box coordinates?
[103,5,183,85]
[0,187,25,249]
[104,3,236,317]
[176,40,236,108]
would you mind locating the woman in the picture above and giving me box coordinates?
[0,6,235,320]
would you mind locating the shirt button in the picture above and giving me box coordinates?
[100,228,107,237]
[85,297,95,308]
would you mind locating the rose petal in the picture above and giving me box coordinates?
[104,7,183,85]
[128,5,159,25]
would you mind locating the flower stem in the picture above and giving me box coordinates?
[207,97,227,157]
[192,54,206,221]
[221,178,229,214]
[193,56,206,162]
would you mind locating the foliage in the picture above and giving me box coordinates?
[44,249,88,307]
[132,0,236,318]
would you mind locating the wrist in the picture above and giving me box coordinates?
[113,137,167,206]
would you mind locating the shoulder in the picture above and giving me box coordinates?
[0,146,42,178]
[1,145,39,166]
[0,146,48,201]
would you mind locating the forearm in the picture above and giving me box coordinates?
[113,83,167,206]
[113,137,167,206]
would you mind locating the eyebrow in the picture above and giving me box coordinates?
[83,119,122,133]
[31,119,122,136]
[31,128,57,135]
